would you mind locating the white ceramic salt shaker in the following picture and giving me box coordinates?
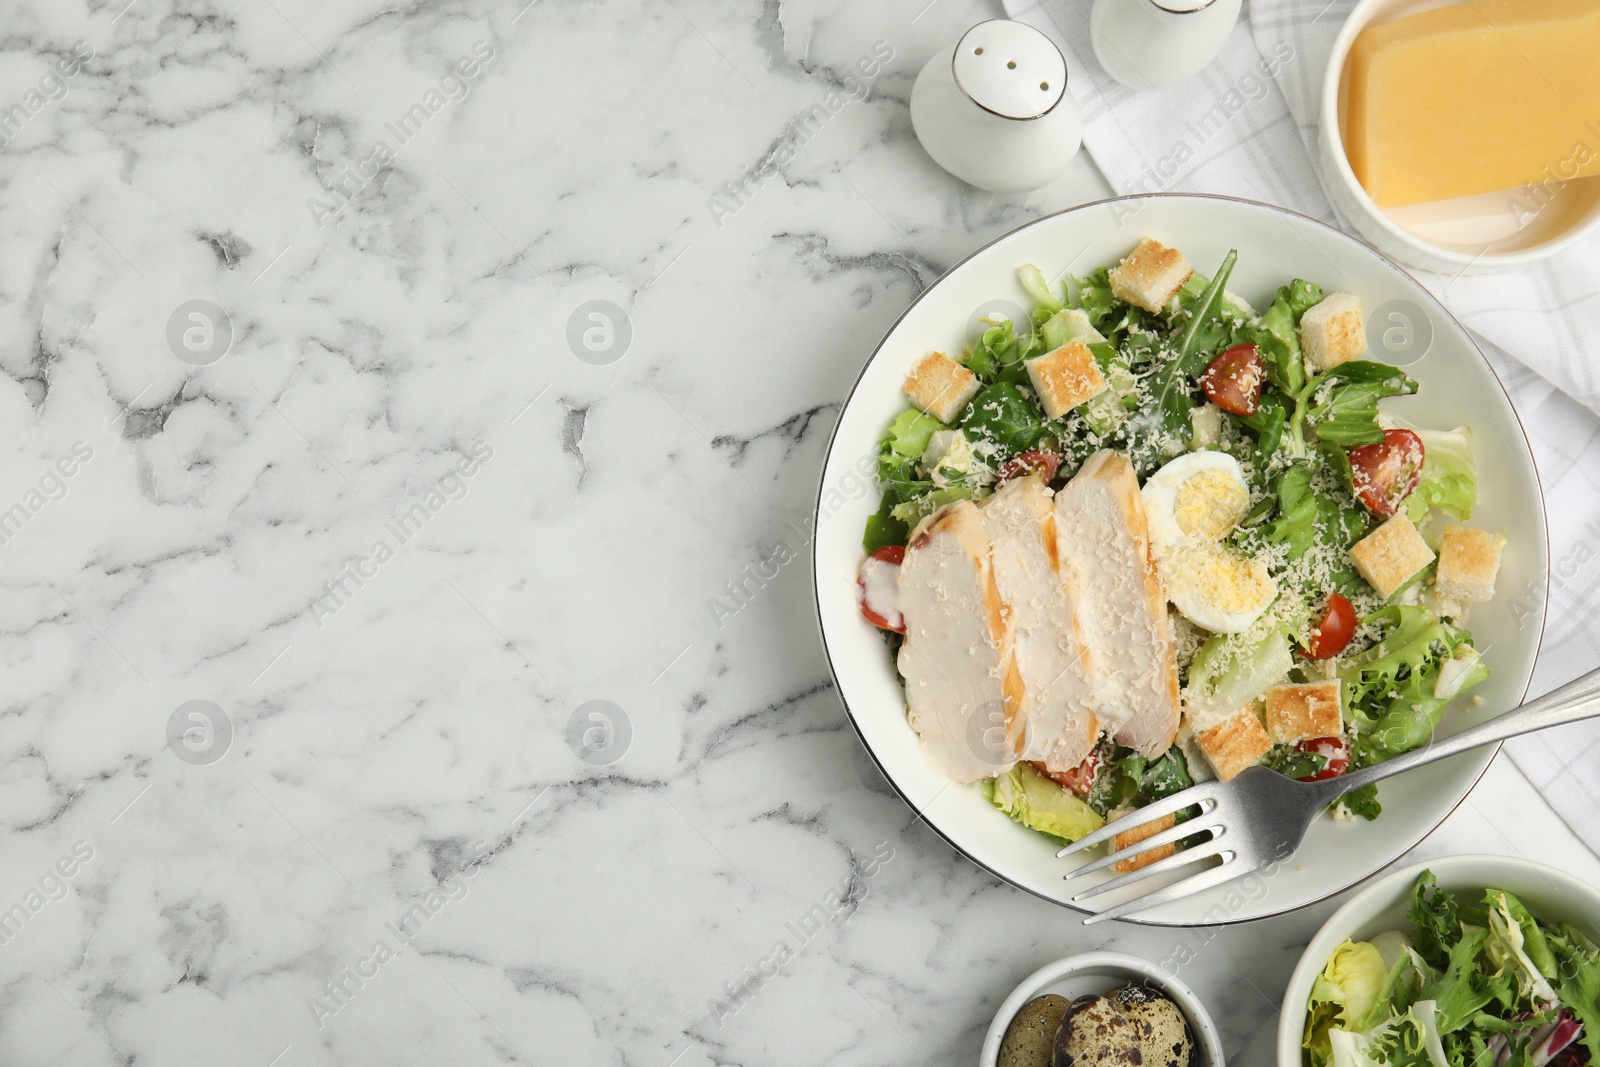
[1089,0,1241,91]
[909,20,1081,194]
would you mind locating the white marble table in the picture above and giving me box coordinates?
[2,1,1596,1064]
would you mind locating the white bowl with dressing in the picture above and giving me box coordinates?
[1318,0,1600,274]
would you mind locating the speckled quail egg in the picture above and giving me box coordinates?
[998,994,1071,1067]
[1109,984,1196,1067]
[1051,994,1143,1067]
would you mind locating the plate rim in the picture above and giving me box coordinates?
[810,191,1552,925]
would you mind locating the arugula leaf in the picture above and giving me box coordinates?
[1140,746,1194,800]
[1151,250,1239,445]
[1305,361,1420,447]
[1175,249,1239,368]
[1231,393,1289,458]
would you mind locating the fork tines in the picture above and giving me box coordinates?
[1055,781,1242,924]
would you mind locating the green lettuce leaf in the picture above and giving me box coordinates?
[1305,362,1420,447]
[888,485,976,525]
[1547,921,1600,1061]
[983,762,1104,843]
[960,381,1049,453]
[1072,266,1124,334]
[1018,263,1063,313]
[1405,427,1476,524]
[965,317,1040,385]
[883,408,943,464]
[863,493,908,552]
[1406,871,1461,972]
[1343,607,1488,763]
[1255,279,1323,395]
[1312,940,1391,1031]
[1182,612,1294,725]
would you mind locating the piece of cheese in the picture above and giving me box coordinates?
[1345,0,1600,207]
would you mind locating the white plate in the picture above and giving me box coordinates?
[812,194,1549,925]
[1276,854,1600,1064]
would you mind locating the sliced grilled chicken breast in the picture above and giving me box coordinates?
[977,475,1100,774]
[897,500,1026,783]
[1054,450,1182,759]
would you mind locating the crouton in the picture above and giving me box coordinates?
[1264,680,1343,745]
[1109,238,1193,314]
[903,351,981,424]
[1111,811,1177,874]
[1299,292,1367,373]
[1435,525,1506,602]
[1025,341,1106,420]
[1194,706,1272,781]
[1349,512,1434,599]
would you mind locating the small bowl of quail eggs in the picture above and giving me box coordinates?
[980,952,1224,1067]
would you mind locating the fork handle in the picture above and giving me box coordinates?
[1323,664,1600,800]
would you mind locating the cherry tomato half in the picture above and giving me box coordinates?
[857,545,905,633]
[1036,753,1099,797]
[997,449,1062,486]
[1348,428,1425,517]
[1308,592,1356,660]
[1199,343,1265,417]
[1294,736,1349,781]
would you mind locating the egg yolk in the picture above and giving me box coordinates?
[1167,543,1276,612]
[1173,470,1249,541]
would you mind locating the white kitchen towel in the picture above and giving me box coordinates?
[1003,0,1600,856]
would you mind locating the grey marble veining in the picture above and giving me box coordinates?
[0,1,1596,1065]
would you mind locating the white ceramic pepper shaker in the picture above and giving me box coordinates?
[909,19,1082,194]
[1089,0,1241,91]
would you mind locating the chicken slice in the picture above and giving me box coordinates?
[977,475,1100,774]
[1054,450,1182,759]
[897,500,1026,783]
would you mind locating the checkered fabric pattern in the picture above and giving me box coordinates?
[1003,0,1600,854]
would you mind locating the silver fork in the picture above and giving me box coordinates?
[1057,665,1600,924]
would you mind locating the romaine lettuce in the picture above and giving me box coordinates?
[984,762,1104,843]
[1017,263,1063,314]
[1181,613,1293,726]
[1405,427,1476,524]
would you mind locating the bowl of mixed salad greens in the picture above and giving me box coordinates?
[813,194,1548,924]
[1280,856,1600,1066]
